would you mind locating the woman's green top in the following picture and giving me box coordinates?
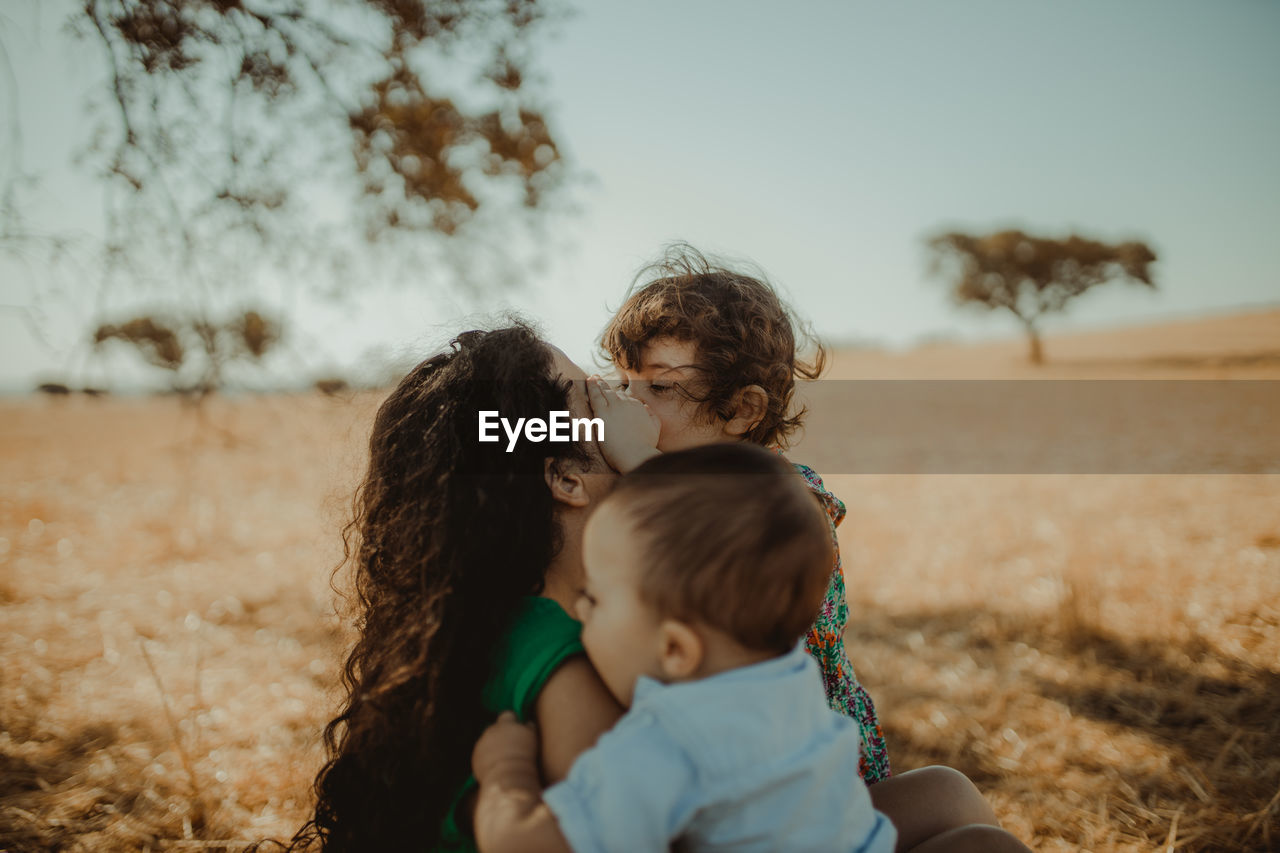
[435,596,584,853]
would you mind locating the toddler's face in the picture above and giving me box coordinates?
[576,501,664,707]
[617,337,733,452]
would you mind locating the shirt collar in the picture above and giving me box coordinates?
[630,640,810,703]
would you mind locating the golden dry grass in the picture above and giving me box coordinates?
[2,309,1278,851]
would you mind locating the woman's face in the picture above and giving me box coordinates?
[547,344,595,424]
[546,343,615,495]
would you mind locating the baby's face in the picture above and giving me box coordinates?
[576,501,664,707]
[616,337,732,452]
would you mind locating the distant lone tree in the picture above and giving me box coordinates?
[926,230,1157,364]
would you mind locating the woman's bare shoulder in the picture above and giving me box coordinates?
[533,655,624,784]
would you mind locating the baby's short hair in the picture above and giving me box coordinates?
[600,243,825,449]
[604,443,833,654]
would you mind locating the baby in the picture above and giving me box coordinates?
[471,442,897,853]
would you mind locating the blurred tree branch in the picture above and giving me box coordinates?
[74,0,567,241]
[1,0,571,389]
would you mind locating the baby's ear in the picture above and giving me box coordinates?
[724,385,768,438]
[656,619,704,680]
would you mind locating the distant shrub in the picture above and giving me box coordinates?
[92,309,284,398]
[314,378,350,396]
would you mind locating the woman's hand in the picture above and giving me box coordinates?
[587,375,661,473]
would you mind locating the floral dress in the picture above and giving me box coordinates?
[793,461,891,783]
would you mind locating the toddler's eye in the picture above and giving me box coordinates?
[649,383,670,395]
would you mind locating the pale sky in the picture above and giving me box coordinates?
[2,0,1278,391]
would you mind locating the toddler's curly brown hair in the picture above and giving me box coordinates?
[599,243,826,448]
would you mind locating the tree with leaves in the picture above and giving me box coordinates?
[926,229,1157,364]
[1,0,569,390]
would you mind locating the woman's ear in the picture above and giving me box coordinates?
[656,619,704,680]
[724,384,768,437]
[544,457,591,508]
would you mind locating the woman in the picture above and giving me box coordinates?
[286,324,1019,852]
[287,325,622,851]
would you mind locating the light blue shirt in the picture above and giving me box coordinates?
[542,643,897,853]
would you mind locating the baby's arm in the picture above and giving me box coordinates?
[478,706,696,853]
[472,712,573,853]
[586,376,661,473]
[541,712,696,853]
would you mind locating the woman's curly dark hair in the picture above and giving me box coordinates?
[599,243,826,449]
[284,324,590,851]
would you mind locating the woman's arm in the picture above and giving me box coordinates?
[460,655,621,835]
[533,655,624,783]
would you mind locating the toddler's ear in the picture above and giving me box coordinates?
[657,619,703,680]
[724,385,768,438]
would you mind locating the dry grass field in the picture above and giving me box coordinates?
[2,309,1278,851]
